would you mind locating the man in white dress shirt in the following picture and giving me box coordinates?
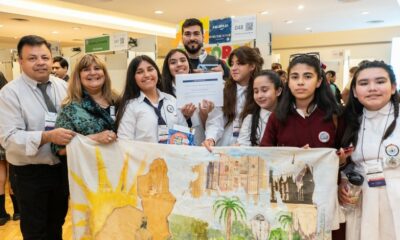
[0,35,75,240]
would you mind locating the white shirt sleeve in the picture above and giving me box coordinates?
[177,109,188,127]
[237,114,252,146]
[205,107,224,142]
[117,103,137,140]
[0,87,42,156]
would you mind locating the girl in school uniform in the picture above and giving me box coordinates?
[203,46,263,149]
[161,49,214,145]
[339,61,400,240]
[116,55,187,143]
[260,53,341,148]
[260,53,348,239]
[237,70,282,146]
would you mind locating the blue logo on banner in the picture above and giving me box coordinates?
[209,18,232,44]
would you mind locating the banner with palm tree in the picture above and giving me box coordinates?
[67,135,341,240]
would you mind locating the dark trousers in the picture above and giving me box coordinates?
[10,162,69,240]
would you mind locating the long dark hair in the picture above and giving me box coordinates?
[341,60,399,147]
[0,71,7,89]
[115,55,162,129]
[275,54,340,122]
[161,49,193,97]
[223,46,263,127]
[242,70,282,146]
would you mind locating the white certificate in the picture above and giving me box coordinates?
[175,72,224,108]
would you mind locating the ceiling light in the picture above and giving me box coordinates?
[361,11,369,15]
[260,11,269,15]
[298,5,304,10]
[0,1,176,38]
[366,20,384,24]
[0,25,3,27]
[305,27,312,31]
[72,27,81,30]
[51,31,59,34]
[154,10,163,14]
[10,17,29,22]
[285,20,293,24]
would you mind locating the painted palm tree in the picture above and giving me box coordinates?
[278,213,293,231]
[213,196,246,240]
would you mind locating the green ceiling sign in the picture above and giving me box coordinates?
[85,36,110,53]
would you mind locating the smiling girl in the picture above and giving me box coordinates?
[238,70,282,146]
[116,55,187,143]
[161,49,214,145]
[339,61,400,240]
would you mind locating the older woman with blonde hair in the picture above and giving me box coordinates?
[52,54,117,156]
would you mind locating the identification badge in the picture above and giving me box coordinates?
[44,112,57,131]
[233,119,240,137]
[158,125,169,144]
[365,160,386,187]
[110,105,116,121]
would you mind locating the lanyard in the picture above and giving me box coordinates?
[143,98,167,125]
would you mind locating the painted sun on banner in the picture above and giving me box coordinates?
[67,135,341,240]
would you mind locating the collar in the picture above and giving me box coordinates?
[198,49,207,63]
[364,102,393,119]
[21,72,51,89]
[294,103,317,118]
[138,89,167,104]
[236,83,248,96]
[260,109,271,122]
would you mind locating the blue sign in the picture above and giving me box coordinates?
[209,18,232,44]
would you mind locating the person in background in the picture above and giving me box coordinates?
[271,62,282,72]
[341,66,358,104]
[203,46,263,150]
[0,72,20,226]
[161,48,214,145]
[339,61,400,240]
[117,55,187,143]
[52,56,69,81]
[276,69,287,85]
[326,70,342,105]
[181,18,230,79]
[237,70,282,146]
[0,35,74,239]
[51,54,117,157]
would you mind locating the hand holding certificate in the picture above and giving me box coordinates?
[175,72,224,108]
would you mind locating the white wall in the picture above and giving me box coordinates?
[273,42,391,90]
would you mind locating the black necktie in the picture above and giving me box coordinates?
[37,82,57,113]
[143,98,167,125]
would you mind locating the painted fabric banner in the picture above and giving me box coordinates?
[67,135,341,240]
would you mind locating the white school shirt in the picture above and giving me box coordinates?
[237,109,271,146]
[346,102,400,240]
[205,84,247,146]
[117,90,187,143]
[0,73,67,166]
[189,109,206,146]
